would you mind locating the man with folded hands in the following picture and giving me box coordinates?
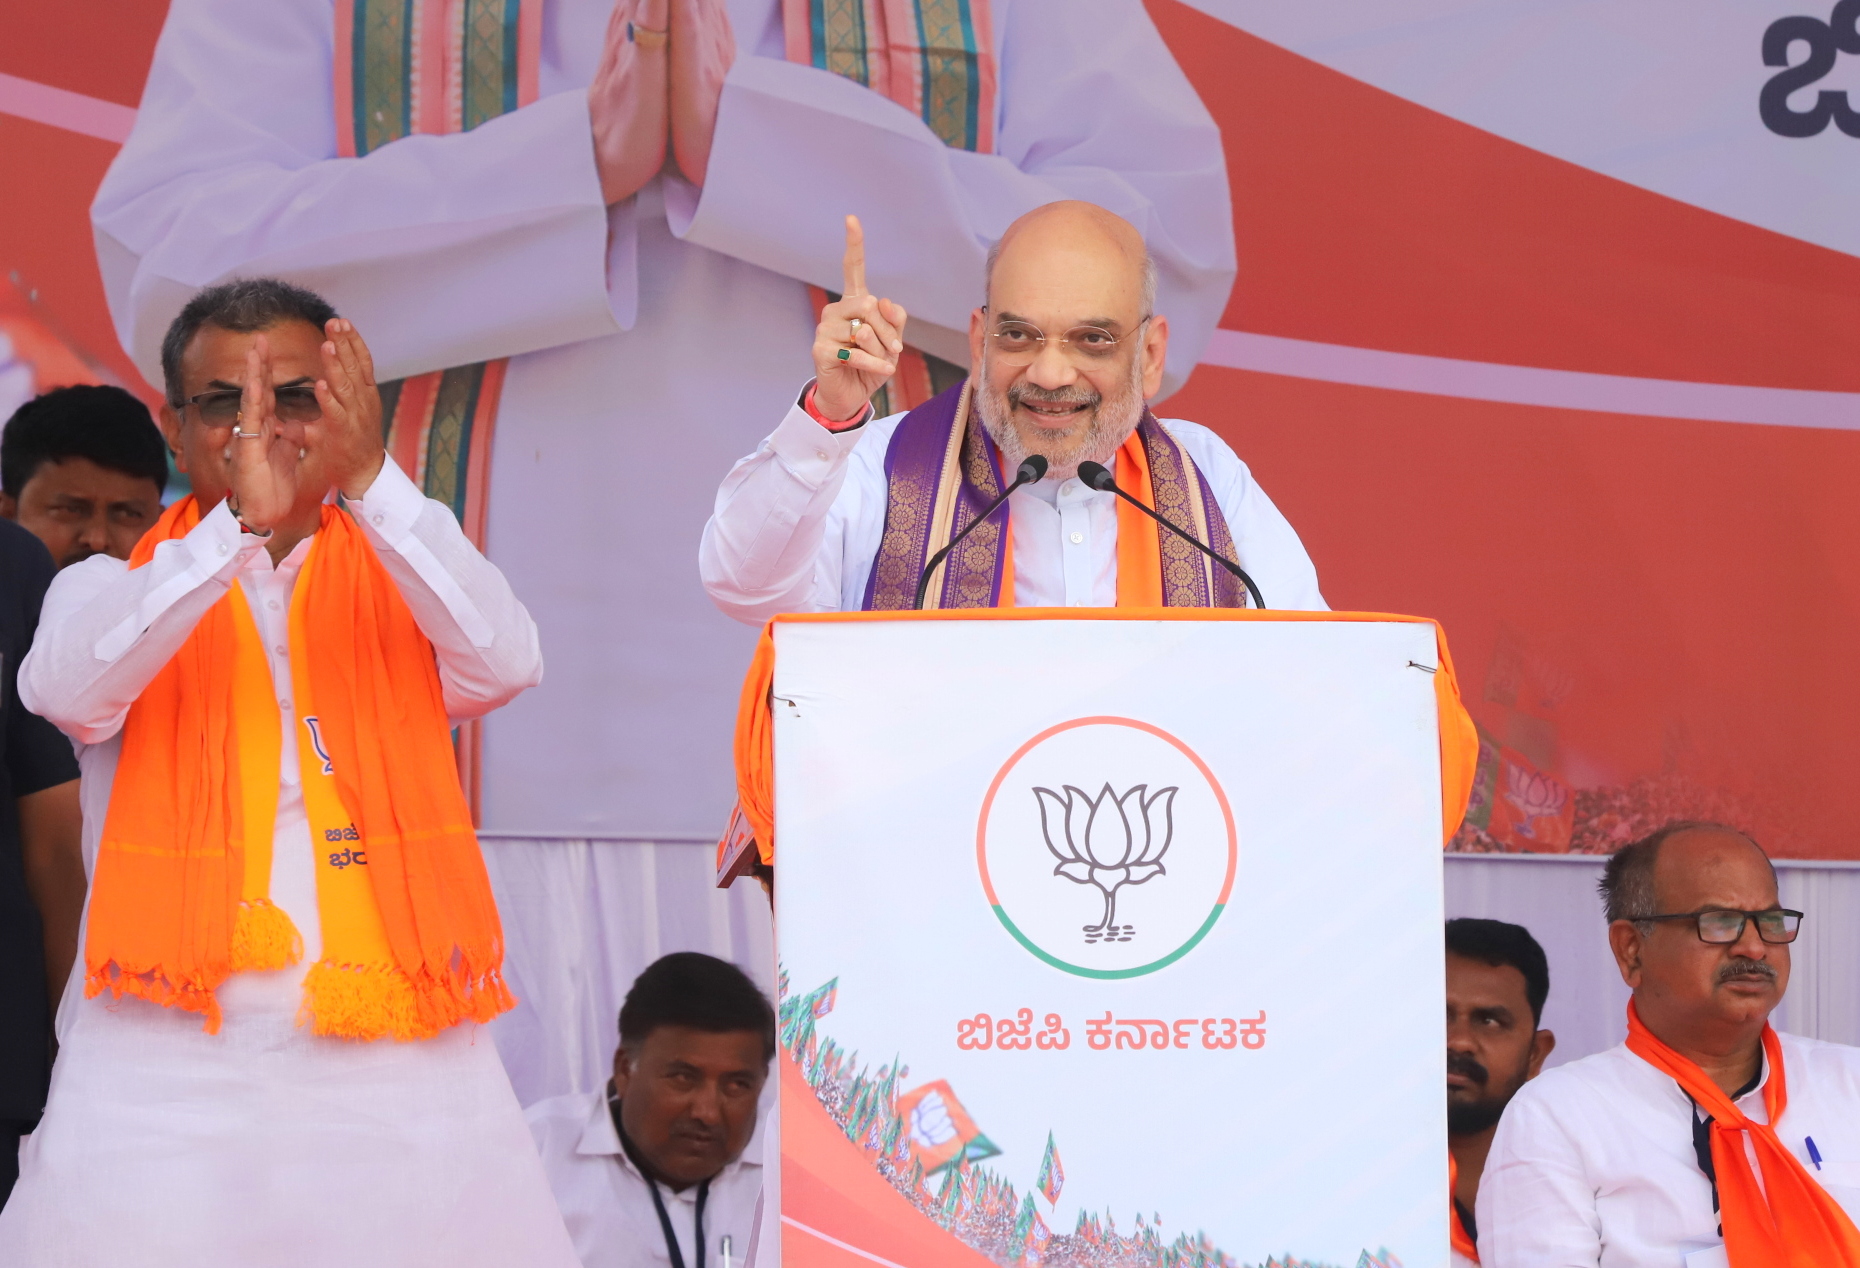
[0,278,573,1265]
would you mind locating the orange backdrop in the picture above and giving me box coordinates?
[5,0,1855,854]
[1153,2,1860,858]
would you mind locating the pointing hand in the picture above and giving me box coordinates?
[811,215,908,425]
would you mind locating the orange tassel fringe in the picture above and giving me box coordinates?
[230,899,304,973]
[86,963,225,1033]
[301,960,515,1042]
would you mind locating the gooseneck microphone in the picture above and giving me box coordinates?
[914,454,1049,610]
[1075,460,1266,609]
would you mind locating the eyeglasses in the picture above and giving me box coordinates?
[984,312,1149,366]
[176,386,322,426]
[1634,908,1804,944]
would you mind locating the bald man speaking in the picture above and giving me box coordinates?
[700,202,1325,617]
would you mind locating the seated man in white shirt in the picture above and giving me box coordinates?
[1478,821,1860,1268]
[528,952,773,1268]
[700,203,1325,619]
[1446,918,1556,1267]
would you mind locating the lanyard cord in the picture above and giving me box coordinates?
[643,1172,708,1268]
[1683,1054,1766,1238]
[610,1084,709,1268]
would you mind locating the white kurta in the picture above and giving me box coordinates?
[0,460,577,1267]
[1476,1031,1860,1268]
[527,1090,766,1268]
[700,398,1328,618]
[91,0,1236,838]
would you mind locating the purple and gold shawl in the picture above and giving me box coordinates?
[863,380,1250,610]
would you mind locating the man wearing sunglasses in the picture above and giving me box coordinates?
[701,202,1326,618]
[0,279,575,1264]
[1477,820,1860,1267]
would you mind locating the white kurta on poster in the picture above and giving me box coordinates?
[771,616,1450,1267]
[92,0,1237,839]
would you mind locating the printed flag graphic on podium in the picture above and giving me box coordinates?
[895,1080,1000,1175]
[1036,1132,1065,1205]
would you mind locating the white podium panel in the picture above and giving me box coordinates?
[771,614,1450,1268]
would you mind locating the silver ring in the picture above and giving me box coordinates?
[231,428,264,439]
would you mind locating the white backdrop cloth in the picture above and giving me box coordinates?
[1445,854,1860,1066]
[483,840,1860,1109]
[483,835,775,1108]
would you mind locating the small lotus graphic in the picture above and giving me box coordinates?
[1034,783,1176,944]
[1502,763,1568,839]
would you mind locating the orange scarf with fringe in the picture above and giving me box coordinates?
[1626,1001,1860,1267]
[84,497,512,1040]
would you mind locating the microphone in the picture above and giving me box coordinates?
[1075,460,1266,609]
[914,454,1048,610]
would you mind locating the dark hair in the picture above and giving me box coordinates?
[619,952,776,1063]
[2,385,169,499]
[1599,820,1770,925]
[160,278,338,406]
[1446,917,1550,1026]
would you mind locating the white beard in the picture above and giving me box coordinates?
[975,352,1146,482]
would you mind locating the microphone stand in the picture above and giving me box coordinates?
[1076,460,1266,609]
[914,455,1048,610]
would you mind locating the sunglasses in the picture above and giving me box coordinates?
[176,386,322,426]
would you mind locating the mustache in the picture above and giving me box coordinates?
[1446,1051,1488,1086]
[1718,957,1778,985]
[667,1118,727,1146]
[1007,381,1101,414]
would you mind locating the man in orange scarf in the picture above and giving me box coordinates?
[0,279,577,1265]
[1477,821,1860,1267]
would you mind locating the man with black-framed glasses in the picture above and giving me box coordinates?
[1477,820,1860,1267]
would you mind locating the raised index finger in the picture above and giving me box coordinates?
[841,214,867,298]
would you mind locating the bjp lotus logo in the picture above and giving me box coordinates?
[1502,763,1568,837]
[1034,784,1177,944]
[979,718,1236,980]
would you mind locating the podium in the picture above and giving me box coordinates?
[730,609,1477,1268]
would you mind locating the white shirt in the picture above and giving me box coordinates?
[1477,1030,1860,1268]
[92,0,1236,838]
[527,1091,766,1268]
[0,459,574,1268]
[700,400,1328,622]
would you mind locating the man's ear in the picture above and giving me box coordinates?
[611,1045,634,1098]
[158,403,189,473]
[0,491,17,521]
[1608,920,1645,989]
[1140,314,1169,400]
[968,307,987,378]
[1527,1028,1557,1079]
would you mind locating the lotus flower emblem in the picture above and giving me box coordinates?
[1034,783,1177,944]
[1502,763,1568,839]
